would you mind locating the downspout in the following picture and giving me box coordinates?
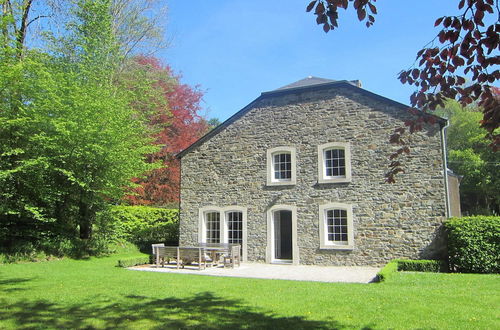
[178,157,182,244]
[440,120,451,218]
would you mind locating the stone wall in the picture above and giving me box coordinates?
[180,86,447,266]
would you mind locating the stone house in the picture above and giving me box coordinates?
[177,77,458,266]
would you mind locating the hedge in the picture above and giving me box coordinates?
[397,259,447,272]
[376,260,399,282]
[117,256,150,268]
[98,206,179,249]
[376,259,446,282]
[445,216,499,273]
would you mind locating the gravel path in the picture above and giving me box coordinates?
[130,263,380,283]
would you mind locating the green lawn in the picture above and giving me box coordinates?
[1,252,498,329]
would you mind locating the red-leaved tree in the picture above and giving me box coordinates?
[124,56,208,205]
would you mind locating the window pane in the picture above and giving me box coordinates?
[206,212,220,243]
[273,152,292,181]
[324,148,346,178]
[326,208,348,243]
[228,211,243,256]
[227,211,243,245]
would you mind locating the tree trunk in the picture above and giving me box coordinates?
[78,200,94,239]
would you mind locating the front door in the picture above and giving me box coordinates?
[274,210,292,261]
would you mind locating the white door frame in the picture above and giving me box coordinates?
[266,205,299,265]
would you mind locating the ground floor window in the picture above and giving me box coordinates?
[227,211,243,245]
[205,211,220,243]
[198,206,247,261]
[319,203,354,249]
[326,209,348,244]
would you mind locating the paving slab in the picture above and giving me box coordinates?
[129,263,380,283]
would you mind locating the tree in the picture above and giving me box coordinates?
[123,56,208,206]
[0,0,157,249]
[306,0,499,181]
[208,118,222,130]
[0,0,168,61]
[110,0,169,57]
[437,101,500,215]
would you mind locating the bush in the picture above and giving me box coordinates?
[98,206,179,251]
[396,259,447,272]
[0,236,114,263]
[376,260,398,282]
[117,256,150,268]
[376,259,446,282]
[445,216,499,273]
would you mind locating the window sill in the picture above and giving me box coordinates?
[318,177,351,184]
[266,180,296,186]
[320,244,354,250]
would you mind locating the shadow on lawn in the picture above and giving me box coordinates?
[0,291,360,329]
[0,277,33,293]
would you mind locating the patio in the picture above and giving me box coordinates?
[129,263,380,283]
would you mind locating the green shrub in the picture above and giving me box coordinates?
[98,206,179,250]
[117,256,150,268]
[376,260,398,282]
[445,216,499,273]
[396,259,447,272]
[377,259,446,282]
[0,236,114,263]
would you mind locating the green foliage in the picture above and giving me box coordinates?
[377,259,446,282]
[396,259,447,272]
[376,260,398,282]
[100,206,179,249]
[0,234,118,263]
[117,256,150,267]
[436,100,500,215]
[0,0,160,253]
[445,216,500,273]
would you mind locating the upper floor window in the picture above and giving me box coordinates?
[319,202,354,250]
[318,142,351,183]
[267,147,296,186]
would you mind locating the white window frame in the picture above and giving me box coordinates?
[266,147,297,186]
[319,203,354,250]
[198,206,248,261]
[317,142,351,183]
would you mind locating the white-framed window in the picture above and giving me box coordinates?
[266,147,296,186]
[227,211,243,245]
[198,206,248,261]
[319,203,354,250]
[205,211,221,243]
[317,142,351,183]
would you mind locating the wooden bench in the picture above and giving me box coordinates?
[155,246,180,268]
[178,247,208,270]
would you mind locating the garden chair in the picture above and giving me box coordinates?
[223,245,241,268]
[152,243,164,266]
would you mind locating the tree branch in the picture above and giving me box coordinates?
[16,0,34,58]
[26,14,51,28]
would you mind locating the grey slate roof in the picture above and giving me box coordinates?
[275,76,361,91]
[176,77,446,159]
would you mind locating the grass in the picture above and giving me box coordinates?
[0,251,499,329]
